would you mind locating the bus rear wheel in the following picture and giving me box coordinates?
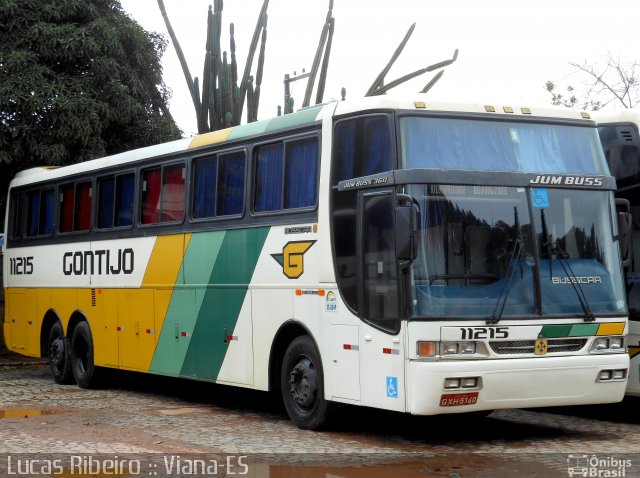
[70,321,101,389]
[281,335,332,430]
[48,321,74,384]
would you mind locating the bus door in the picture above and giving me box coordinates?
[358,190,406,412]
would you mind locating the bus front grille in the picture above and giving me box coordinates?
[490,339,588,355]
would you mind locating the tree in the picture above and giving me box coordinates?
[0,0,182,222]
[545,53,640,110]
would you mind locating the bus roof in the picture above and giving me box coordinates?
[9,95,595,188]
[592,108,640,125]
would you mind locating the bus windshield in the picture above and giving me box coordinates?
[408,184,626,319]
[400,116,609,174]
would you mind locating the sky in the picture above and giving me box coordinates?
[119,0,640,137]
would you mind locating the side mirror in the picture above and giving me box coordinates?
[616,198,632,268]
[396,204,417,266]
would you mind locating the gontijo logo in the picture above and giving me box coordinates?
[271,241,316,279]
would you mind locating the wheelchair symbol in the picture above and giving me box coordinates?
[531,188,549,208]
[386,376,398,398]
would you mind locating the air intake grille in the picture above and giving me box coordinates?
[621,129,634,142]
[490,339,587,355]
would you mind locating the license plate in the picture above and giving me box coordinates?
[439,392,479,407]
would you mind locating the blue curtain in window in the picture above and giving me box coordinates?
[193,157,217,218]
[116,174,135,227]
[98,177,115,229]
[255,144,284,212]
[27,193,40,236]
[285,139,318,209]
[40,189,56,235]
[364,117,393,175]
[401,117,607,174]
[335,123,356,182]
[402,118,517,171]
[218,152,245,215]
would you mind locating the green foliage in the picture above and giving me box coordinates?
[545,54,639,111]
[544,81,602,111]
[0,0,182,203]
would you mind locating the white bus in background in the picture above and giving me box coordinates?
[594,108,640,396]
[2,96,631,430]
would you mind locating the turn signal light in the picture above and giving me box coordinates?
[417,341,437,357]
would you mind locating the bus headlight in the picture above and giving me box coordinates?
[597,369,627,382]
[443,376,481,390]
[441,341,485,357]
[416,341,488,359]
[444,378,461,389]
[589,336,627,354]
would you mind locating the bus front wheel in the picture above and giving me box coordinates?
[281,335,332,430]
[70,321,100,389]
[48,321,74,384]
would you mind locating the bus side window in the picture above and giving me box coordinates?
[193,155,218,219]
[59,181,91,233]
[217,151,245,216]
[97,176,115,229]
[193,150,246,220]
[161,164,185,222]
[8,193,22,240]
[142,167,161,224]
[59,184,75,233]
[333,115,393,182]
[115,174,135,227]
[26,189,55,237]
[285,138,318,209]
[254,136,318,213]
[254,143,285,212]
[142,164,185,225]
[74,182,91,232]
[97,173,134,229]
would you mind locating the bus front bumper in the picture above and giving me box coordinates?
[408,354,629,415]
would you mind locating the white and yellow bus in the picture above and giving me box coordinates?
[2,97,631,429]
[595,108,640,396]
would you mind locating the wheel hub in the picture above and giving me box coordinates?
[49,337,65,366]
[289,358,317,409]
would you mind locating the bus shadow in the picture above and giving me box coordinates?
[538,396,640,425]
[105,368,285,415]
[103,369,587,445]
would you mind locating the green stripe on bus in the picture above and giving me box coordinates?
[568,324,600,337]
[226,105,323,142]
[539,324,573,338]
[150,231,226,376]
[179,227,270,380]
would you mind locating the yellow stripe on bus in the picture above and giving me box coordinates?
[142,234,191,287]
[188,128,233,149]
[116,234,190,373]
[596,322,625,336]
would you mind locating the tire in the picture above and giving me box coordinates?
[281,335,332,430]
[48,321,74,384]
[70,321,101,389]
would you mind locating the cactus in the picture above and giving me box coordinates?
[303,0,334,108]
[159,0,457,132]
[158,0,269,133]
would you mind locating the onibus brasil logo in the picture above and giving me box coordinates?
[271,241,316,279]
[567,454,632,477]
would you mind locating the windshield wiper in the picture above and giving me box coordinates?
[540,210,596,322]
[488,207,524,325]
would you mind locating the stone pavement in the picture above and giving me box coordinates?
[0,358,639,477]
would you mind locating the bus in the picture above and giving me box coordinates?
[594,109,640,396]
[2,97,631,430]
